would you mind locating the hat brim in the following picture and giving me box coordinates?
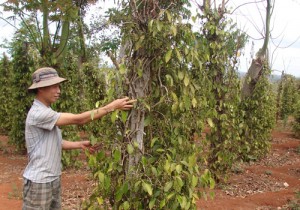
[28,77,67,90]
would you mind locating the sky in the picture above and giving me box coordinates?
[227,0,300,77]
[0,0,299,77]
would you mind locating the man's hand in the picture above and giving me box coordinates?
[105,97,137,112]
[79,140,95,153]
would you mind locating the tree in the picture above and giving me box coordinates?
[239,0,276,161]
[6,23,36,151]
[0,54,13,134]
[195,0,247,182]
[280,74,298,124]
[1,0,94,66]
[241,0,272,98]
[292,85,300,138]
[0,0,105,153]
[85,1,215,209]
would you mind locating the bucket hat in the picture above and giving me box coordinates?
[28,67,67,90]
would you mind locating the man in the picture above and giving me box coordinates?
[23,67,135,209]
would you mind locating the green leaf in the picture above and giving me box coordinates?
[177,195,187,209]
[115,186,124,202]
[119,64,127,74]
[144,116,151,127]
[165,50,172,63]
[121,111,128,123]
[178,71,184,80]
[133,141,139,148]
[175,49,182,61]
[134,181,141,191]
[150,137,158,148]
[95,101,100,108]
[175,164,182,174]
[160,199,166,208]
[184,76,190,86]
[122,201,130,210]
[90,135,97,145]
[91,110,95,120]
[192,16,197,23]
[164,181,173,192]
[207,118,214,128]
[141,156,147,165]
[192,175,198,188]
[127,144,134,154]
[111,110,118,123]
[149,198,156,209]
[210,178,216,189]
[164,160,170,172]
[151,167,158,176]
[174,176,184,192]
[113,149,121,162]
[148,20,154,30]
[166,10,171,22]
[167,192,175,200]
[88,155,96,167]
[97,172,105,183]
[192,98,197,108]
[97,197,104,205]
[156,148,165,152]
[156,21,162,31]
[104,176,111,190]
[180,161,189,167]
[171,25,177,36]
[142,182,153,196]
[166,74,173,86]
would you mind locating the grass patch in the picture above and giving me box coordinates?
[8,183,22,200]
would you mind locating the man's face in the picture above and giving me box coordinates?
[38,84,61,105]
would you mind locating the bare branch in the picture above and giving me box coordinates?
[0,16,18,30]
[107,51,120,70]
[230,0,265,15]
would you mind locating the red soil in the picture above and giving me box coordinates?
[0,128,299,210]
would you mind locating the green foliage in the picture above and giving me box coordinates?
[6,28,36,151]
[84,2,214,209]
[0,55,13,134]
[239,64,276,161]
[2,0,84,66]
[287,190,300,209]
[51,50,107,168]
[0,11,107,164]
[279,75,298,124]
[0,1,283,208]
[293,100,300,138]
[199,8,247,182]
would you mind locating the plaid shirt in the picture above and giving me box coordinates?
[23,99,62,183]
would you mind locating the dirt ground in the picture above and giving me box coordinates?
[0,126,299,210]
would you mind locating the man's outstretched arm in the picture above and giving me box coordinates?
[56,97,136,126]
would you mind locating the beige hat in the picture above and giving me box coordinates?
[28,67,67,90]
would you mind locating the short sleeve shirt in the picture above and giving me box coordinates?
[23,99,62,183]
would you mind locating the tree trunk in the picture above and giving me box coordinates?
[241,57,264,98]
[127,62,150,171]
[241,0,271,98]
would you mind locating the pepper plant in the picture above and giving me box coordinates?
[84,1,215,209]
